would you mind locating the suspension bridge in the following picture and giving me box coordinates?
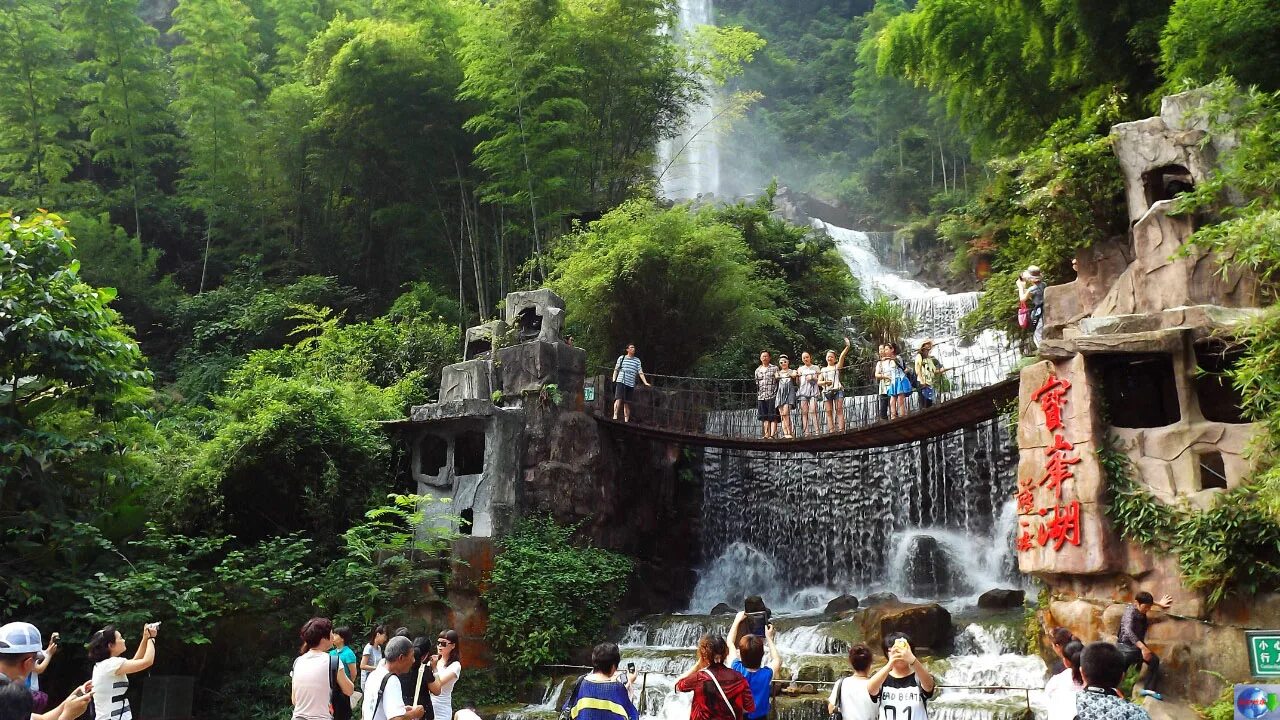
[586,346,1023,452]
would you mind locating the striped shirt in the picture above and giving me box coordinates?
[562,677,639,720]
[614,356,644,387]
[93,657,133,720]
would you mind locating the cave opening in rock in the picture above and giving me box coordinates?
[465,337,492,360]
[1194,342,1247,423]
[459,507,474,535]
[455,430,485,475]
[515,306,542,342]
[1142,164,1194,207]
[1095,353,1181,428]
[1196,450,1228,490]
[418,434,448,477]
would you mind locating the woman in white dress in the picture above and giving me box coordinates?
[429,630,462,720]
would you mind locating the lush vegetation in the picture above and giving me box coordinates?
[484,518,632,670]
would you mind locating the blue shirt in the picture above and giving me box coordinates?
[563,677,639,720]
[329,645,358,681]
[614,356,644,387]
[730,660,774,719]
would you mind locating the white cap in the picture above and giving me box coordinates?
[0,622,42,654]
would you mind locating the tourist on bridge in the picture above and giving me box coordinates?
[774,356,799,439]
[675,634,754,720]
[1075,642,1151,720]
[913,340,946,409]
[875,345,911,420]
[612,344,651,423]
[866,633,934,719]
[827,644,877,720]
[725,612,781,720]
[818,338,852,432]
[796,351,822,435]
[1116,591,1172,697]
[754,351,781,440]
[559,642,639,720]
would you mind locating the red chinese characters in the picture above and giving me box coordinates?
[1019,373,1084,553]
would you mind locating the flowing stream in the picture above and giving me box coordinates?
[657,0,720,200]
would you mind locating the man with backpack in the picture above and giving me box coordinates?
[362,637,426,720]
[913,340,946,409]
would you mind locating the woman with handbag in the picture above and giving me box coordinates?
[675,635,753,720]
[827,644,877,720]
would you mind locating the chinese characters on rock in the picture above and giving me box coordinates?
[1018,374,1083,552]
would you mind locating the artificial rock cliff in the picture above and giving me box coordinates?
[1018,89,1276,704]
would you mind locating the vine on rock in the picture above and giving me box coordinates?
[1099,439,1280,608]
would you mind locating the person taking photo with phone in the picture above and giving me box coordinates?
[725,613,781,720]
[866,633,934,720]
[560,643,638,720]
[88,622,160,720]
[0,622,91,720]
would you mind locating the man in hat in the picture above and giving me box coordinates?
[1017,266,1047,346]
[913,339,946,408]
[0,622,92,720]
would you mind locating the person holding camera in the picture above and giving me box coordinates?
[675,635,753,720]
[88,622,160,720]
[725,613,781,720]
[0,622,91,720]
[560,643,638,720]
[866,633,934,720]
[21,631,57,713]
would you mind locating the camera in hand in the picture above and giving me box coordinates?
[627,663,635,673]
[744,611,770,637]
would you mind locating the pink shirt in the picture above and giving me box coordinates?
[292,650,332,720]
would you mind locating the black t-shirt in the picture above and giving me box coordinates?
[870,673,931,720]
[398,659,436,719]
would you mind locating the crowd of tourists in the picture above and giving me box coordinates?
[0,617,466,720]
[611,338,949,438]
[557,591,1171,720]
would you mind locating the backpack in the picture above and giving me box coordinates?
[897,357,919,389]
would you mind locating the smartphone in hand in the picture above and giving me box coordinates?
[627,663,635,674]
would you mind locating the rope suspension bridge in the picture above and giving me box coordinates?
[585,345,1024,452]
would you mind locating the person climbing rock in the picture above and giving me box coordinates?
[1116,591,1172,696]
[612,344,651,423]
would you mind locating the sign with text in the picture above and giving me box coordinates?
[1248,631,1280,677]
[1018,373,1083,552]
[584,384,595,402]
[1234,684,1280,719]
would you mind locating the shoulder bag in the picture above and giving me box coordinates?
[701,668,741,720]
[829,677,843,720]
[559,674,589,720]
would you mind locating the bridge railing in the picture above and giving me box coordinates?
[586,345,1023,440]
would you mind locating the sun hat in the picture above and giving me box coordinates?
[0,622,43,654]
[920,338,934,348]
[1027,265,1043,279]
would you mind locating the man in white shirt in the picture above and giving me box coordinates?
[363,637,426,720]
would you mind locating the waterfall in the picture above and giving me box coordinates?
[657,0,720,200]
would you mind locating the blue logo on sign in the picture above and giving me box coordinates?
[1237,687,1273,719]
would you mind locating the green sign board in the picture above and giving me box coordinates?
[584,385,595,402]
[1248,631,1280,677]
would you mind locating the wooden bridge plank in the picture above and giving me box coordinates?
[595,377,1019,452]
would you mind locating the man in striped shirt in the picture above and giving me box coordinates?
[612,344,651,422]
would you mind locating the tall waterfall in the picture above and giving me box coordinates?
[657,0,720,200]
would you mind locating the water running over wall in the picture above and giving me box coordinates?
[657,0,720,200]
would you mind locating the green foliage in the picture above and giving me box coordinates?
[317,494,457,628]
[1175,82,1280,522]
[0,212,151,487]
[1100,440,1280,608]
[1023,585,1048,655]
[484,517,632,670]
[948,118,1127,338]
[1160,0,1280,93]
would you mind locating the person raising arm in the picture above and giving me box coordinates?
[866,633,934,720]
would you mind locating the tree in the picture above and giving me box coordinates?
[64,0,175,244]
[1160,0,1280,92]
[0,212,151,490]
[547,198,783,374]
[170,0,261,292]
[0,0,80,208]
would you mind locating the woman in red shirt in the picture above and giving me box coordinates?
[675,635,755,720]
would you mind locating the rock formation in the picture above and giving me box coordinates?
[1017,89,1274,704]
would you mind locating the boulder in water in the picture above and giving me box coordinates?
[824,594,859,615]
[859,600,953,654]
[862,592,899,607]
[709,602,735,615]
[977,588,1026,609]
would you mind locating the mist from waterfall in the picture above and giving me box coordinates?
[657,0,720,200]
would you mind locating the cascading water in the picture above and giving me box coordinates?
[657,0,720,200]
